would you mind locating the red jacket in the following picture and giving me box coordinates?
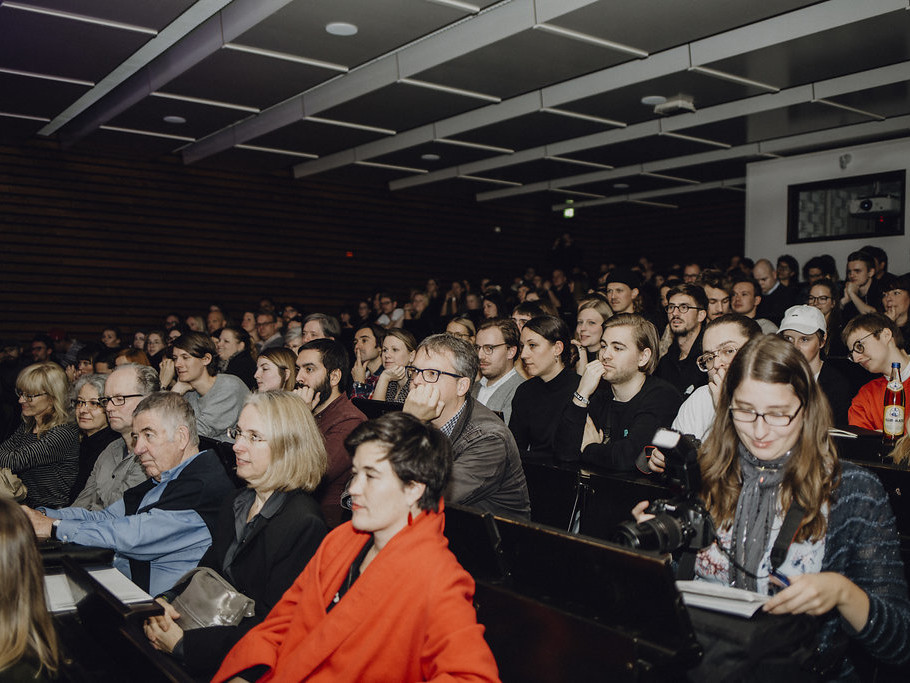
[848,375,910,431]
[212,506,500,683]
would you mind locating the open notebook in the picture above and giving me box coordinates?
[676,580,769,618]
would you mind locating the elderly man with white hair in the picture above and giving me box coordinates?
[23,392,234,594]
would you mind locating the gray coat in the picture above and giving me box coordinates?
[446,395,530,520]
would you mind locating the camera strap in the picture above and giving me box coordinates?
[677,502,806,582]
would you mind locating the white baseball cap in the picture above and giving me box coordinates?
[779,305,826,335]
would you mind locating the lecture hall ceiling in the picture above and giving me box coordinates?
[2,0,910,214]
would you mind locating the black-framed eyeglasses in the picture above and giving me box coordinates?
[806,295,831,304]
[665,303,703,314]
[99,394,143,407]
[474,342,507,356]
[73,399,104,410]
[696,344,741,372]
[729,403,803,427]
[227,426,267,443]
[405,366,463,383]
[16,390,47,402]
[848,330,880,362]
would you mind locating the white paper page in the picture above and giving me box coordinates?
[44,574,76,613]
[676,580,769,618]
[88,567,153,604]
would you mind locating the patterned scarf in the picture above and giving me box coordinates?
[731,443,791,591]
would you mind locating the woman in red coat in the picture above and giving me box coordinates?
[212,412,500,683]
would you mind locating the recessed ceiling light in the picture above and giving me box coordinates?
[640,95,666,106]
[613,182,630,189]
[326,22,358,36]
[163,115,186,124]
[421,153,441,161]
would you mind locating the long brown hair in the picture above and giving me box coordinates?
[699,335,841,542]
[0,498,61,676]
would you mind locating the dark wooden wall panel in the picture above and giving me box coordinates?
[0,141,744,341]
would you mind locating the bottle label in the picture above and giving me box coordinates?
[884,405,905,437]
[887,379,904,392]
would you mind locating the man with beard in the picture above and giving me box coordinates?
[471,318,524,424]
[656,284,709,397]
[294,339,366,528]
[556,313,681,469]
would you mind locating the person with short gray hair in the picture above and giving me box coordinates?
[71,364,160,510]
[302,313,341,342]
[403,333,529,519]
[24,392,234,595]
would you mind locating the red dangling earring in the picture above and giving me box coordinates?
[407,510,414,525]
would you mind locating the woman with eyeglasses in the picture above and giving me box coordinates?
[371,329,417,403]
[68,373,119,503]
[644,315,762,475]
[211,412,499,683]
[144,391,327,678]
[445,315,476,345]
[634,335,910,677]
[509,315,579,460]
[145,329,168,370]
[0,362,79,508]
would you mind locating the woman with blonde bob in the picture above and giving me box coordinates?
[573,295,613,375]
[635,335,910,676]
[0,497,61,681]
[144,391,328,678]
[0,362,79,508]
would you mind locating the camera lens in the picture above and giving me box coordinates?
[610,514,688,554]
[859,198,873,212]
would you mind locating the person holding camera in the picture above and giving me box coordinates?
[633,335,910,677]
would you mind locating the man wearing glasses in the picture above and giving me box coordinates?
[71,364,160,510]
[25,393,234,595]
[256,310,284,352]
[403,334,530,519]
[656,284,709,396]
[844,313,910,432]
[470,318,524,424]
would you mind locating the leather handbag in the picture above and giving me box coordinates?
[170,567,255,630]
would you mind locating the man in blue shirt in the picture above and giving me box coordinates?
[24,392,234,595]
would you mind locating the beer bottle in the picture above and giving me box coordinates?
[883,362,905,446]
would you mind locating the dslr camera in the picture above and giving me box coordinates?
[610,428,715,554]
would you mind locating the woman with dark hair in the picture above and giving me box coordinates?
[217,326,257,391]
[0,362,79,508]
[144,391,328,678]
[163,332,250,441]
[481,289,506,320]
[254,347,297,393]
[509,315,578,460]
[0,498,61,681]
[212,412,499,683]
[635,335,910,677]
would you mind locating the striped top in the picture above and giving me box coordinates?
[0,421,79,508]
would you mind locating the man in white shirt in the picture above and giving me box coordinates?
[376,292,405,329]
[471,318,525,424]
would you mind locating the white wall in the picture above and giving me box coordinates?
[745,137,910,277]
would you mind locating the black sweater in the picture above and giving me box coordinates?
[508,367,578,461]
[556,375,681,470]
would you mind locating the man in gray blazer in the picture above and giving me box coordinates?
[471,318,525,425]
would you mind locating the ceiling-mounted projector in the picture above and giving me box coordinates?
[849,195,901,217]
